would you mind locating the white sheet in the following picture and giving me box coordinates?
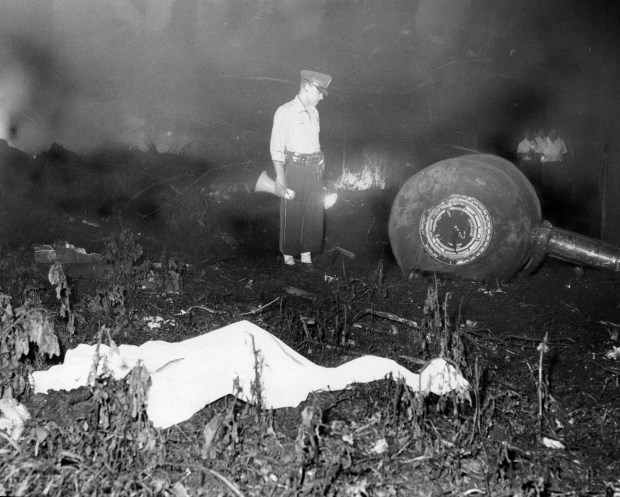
[31,320,469,428]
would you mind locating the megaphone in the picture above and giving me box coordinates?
[255,171,295,200]
[255,171,338,208]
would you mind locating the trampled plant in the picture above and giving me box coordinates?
[0,291,60,399]
[88,229,150,320]
[0,361,171,496]
[48,261,76,335]
[421,281,469,374]
[103,228,150,292]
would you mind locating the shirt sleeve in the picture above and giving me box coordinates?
[270,106,287,163]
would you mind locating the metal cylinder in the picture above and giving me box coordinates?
[546,226,620,271]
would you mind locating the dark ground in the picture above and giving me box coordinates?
[1,141,620,495]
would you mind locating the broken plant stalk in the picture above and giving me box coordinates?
[538,331,548,438]
[351,309,420,329]
[240,296,280,316]
[186,305,219,314]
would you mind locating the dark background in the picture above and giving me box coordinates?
[2,0,620,241]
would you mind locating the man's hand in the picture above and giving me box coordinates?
[273,161,288,198]
[275,175,288,198]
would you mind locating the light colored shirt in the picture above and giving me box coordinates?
[517,138,537,159]
[539,137,567,163]
[270,96,320,163]
[534,136,546,153]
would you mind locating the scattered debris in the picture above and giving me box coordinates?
[284,286,320,301]
[32,245,56,263]
[34,242,104,264]
[142,316,176,330]
[541,437,566,450]
[600,321,620,342]
[240,297,280,316]
[370,437,389,454]
[605,346,620,360]
[0,398,30,440]
[81,218,100,228]
[177,305,220,315]
[477,286,505,296]
[328,246,355,259]
[574,265,584,279]
[351,308,420,329]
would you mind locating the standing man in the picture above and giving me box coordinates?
[533,127,547,160]
[539,127,569,200]
[516,128,539,186]
[270,70,332,269]
[539,127,568,164]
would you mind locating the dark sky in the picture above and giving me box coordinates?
[1,0,619,162]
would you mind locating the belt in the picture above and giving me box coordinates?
[285,151,323,166]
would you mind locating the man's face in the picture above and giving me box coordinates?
[304,82,324,107]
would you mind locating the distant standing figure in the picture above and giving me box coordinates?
[534,127,547,160]
[516,128,540,185]
[540,127,568,164]
[270,70,332,269]
[539,127,570,201]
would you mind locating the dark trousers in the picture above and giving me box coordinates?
[279,162,323,256]
[519,159,541,186]
[541,161,571,198]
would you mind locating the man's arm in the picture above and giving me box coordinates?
[273,160,287,197]
[270,106,288,197]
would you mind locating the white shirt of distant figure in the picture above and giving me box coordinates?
[517,130,537,161]
[539,128,567,163]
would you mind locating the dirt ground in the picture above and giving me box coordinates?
[2,141,620,496]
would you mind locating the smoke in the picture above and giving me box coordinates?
[0,1,324,155]
[0,56,31,142]
[0,27,61,150]
[0,0,617,167]
[0,1,330,157]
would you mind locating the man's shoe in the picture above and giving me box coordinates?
[283,254,295,266]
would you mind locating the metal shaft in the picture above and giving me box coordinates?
[530,221,620,272]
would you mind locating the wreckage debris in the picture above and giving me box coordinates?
[34,243,104,265]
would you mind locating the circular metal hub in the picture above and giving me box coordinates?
[419,194,492,265]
